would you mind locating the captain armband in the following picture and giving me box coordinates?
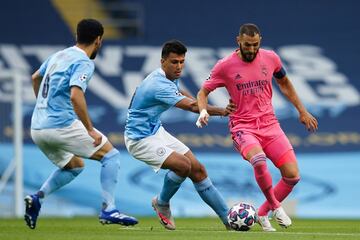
[273,67,286,79]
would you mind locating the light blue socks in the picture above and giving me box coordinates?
[158,171,186,205]
[40,167,84,199]
[39,148,121,212]
[100,148,121,212]
[194,177,229,225]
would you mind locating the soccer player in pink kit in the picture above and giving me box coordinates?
[196,23,318,232]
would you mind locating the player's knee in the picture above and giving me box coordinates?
[75,160,85,168]
[198,163,207,176]
[183,159,192,176]
[250,152,267,172]
[288,170,300,179]
[283,176,300,186]
[190,163,208,182]
[68,167,84,177]
[281,165,300,179]
[176,157,191,177]
[65,157,84,169]
[101,149,121,167]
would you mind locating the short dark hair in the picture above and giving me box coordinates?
[161,40,187,58]
[76,19,104,45]
[239,23,261,37]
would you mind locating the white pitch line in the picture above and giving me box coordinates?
[244,231,360,237]
[117,227,360,237]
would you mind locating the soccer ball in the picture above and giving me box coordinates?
[227,202,258,231]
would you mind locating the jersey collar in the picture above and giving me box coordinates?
[72,46,89,58]
[158,68,179,81]
[158,68,166,77]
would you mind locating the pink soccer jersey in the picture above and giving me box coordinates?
[203,48,284,132]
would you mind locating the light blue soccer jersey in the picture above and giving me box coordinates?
[125,68,186,140]
[31,46,94,129]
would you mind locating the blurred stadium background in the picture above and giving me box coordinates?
[1,0,359,220]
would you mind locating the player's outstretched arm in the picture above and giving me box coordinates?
[179,89,235,116]
[31,70,43,98]
[197,88,209,113]
[174,97,211,128]
[195,88,211,128]
[174,97,203,113]
[70,86,102,146]
[180,89,196,100]
[175,88,235,128]
[276,76,318,132]
[195,88,237,127]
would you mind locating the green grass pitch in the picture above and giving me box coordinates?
[1,217,359,240]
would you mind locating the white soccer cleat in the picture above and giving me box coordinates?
[273,206,292,228]
[151,196,176,230]
[258,215,276,232]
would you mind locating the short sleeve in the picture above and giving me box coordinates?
[154,80,186,106]
[202,60,226,92]
[38,55,52,77]
[271,51,287,78]
[69,60,95,92]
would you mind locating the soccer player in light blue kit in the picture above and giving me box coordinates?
[125,40,235,230]
[24,19,138,229]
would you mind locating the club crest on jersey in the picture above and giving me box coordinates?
[156,147,166,157]
[175,90,182,96]
[79,73,88,82]
[206,73,211,81]
[261,65,268,76]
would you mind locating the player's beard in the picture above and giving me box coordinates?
[90,48,98,60]
[239,45,259,62]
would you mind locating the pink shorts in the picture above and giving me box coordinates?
[232,122,296,168]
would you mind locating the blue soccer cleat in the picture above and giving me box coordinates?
[24,194,41,229]
[99,209,138,226]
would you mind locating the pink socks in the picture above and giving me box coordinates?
[250,153,280,212]
[258,176,300,216]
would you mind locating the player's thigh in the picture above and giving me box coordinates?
[160,127,194,175]
[279,158,300,178]
[32,120,108,167]
[63,155,85,169]
[263,131,297,168]
[90,141,114,160]
[60,120,108,159]
[161,126,189,155]
[232,130,263,160]
[125,131,176,172]
[161,151,191,177]
[31,129,74,168]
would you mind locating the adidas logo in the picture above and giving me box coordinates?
[235,73,242,80]
[110,212,121,218]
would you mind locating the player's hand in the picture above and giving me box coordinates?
[88,129,102,147]
[299,110,318,132]
[196,109,210,128]
[223,99,236,116]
